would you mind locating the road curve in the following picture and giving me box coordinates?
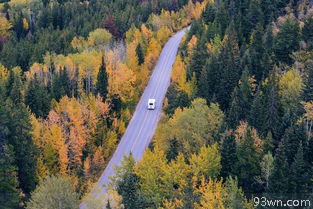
[80,28,188,208]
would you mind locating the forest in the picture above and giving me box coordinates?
[1,0,313,208]
[0,0,207,208]
[112,0,313,208]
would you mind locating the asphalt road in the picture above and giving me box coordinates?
[80,27,188,208]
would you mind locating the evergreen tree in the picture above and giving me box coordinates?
[115,154,146,209]
[244,0,264,40]
[198,67,209,100]
[6,68,23,104]
[243,24,266,82]
[303,17,313,49]
[136,43,145,65]
[0,99,20,209]
[51,67,71,101]
[263,131,274,154]
[227,67,253,128]
[303,60,313,102]
[289,142,309,194]
[266,143,289,198]
[25,76,51,118]
[188,34,208,80]
[216,21,241,110]
[220,134,237,178]
[201,2,215,24]
[96,57,108,101]
[263,70,283,146]
[274,18,300,64]
[6,101,37,194]
[233,127,261,194]
[282,124,306,164]
[249,86,266,136]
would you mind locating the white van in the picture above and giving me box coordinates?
[147,99,156,110]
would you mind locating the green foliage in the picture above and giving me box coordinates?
[274,18,300,64]
[220,134,237,178]
[5,101,38,194]
[25,75,51,118]
[228,67,253,129]
[26,175,79,209]
[114,154,146,209]
[96,57,108,101]
[266,143,289,197]
[136,43,145,65]
[164,84,190,116]
[0,99,21,209]
[303,60,313,101]
[156,98,224,156]
[51,67,72,101]
[233,127,261,194]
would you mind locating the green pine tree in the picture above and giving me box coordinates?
[220,134,237,178]
[136,43,145,65]
[96,57,108,101]
[303,17,313,49]
[274,18,300,64]
[114,154,146,209]
[6,101,37,194]
[289,142,309,194]
[25,75,51,118]
[303,60,313,101]
[0,100,21,209]
[233,127,261,194]
[266,142,289,198]
[227,67,253,128]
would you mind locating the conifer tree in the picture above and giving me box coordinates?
[6,68,23,104]
[0,99,20,209]
[136,43,145,65]
[25,75,51,118]
[266,143,289,198]
[274,18,300,64]
[303,17,313,49]
[282,124,306,164]
[96,57,108,101]
[228,67,253,128]
[115,154,146,209]
[303,60,313,102]
[220,134,237,178]
[289,142,309,194]
[216,21,241,110]
[233,127,261,194]
[6,101,37,194]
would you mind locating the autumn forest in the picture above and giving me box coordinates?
[1,0,313,208]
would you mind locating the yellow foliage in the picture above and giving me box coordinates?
[87,28,112,47]
[279,68,303,111]
[22,18,29,30]
[194,178,226,209]
[234,122,263,153]
[0,17,12,38]
[145,37,162,70]
[141,24,154,40]
[106,50,136,103]
[0,64,8,80]
[71,36,88,52]
[188,35,198,54]
[156,26,172,45]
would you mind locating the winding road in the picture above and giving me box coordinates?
[80,27,188,208]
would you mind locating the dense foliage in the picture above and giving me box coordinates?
[0,0,206,208]
[111,0,313,208]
